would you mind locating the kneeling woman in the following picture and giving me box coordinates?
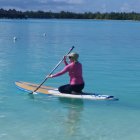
[48,52,85,94]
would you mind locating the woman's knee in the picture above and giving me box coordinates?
[58,86,64,93]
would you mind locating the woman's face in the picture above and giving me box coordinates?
[69,56,74,62]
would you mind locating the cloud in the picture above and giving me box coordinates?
[120,3,131,12]
[52,0,84,4]
[120,1,140,12]
[0,0,140,12]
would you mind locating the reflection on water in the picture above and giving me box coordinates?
[59,98,84,136]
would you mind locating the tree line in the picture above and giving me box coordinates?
[0,8,140,21]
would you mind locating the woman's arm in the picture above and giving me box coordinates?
[51,65,69,78]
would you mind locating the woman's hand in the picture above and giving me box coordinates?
[63,56,67,61]
[63,55,68,65]
[46,75,53,78]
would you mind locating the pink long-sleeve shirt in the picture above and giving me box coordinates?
[52,62,84,85]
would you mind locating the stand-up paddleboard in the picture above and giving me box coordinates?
[15,81,118,101]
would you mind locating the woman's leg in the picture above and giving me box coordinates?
[58,83,85,94]
[71,83,85,93]
[58,84,72,94]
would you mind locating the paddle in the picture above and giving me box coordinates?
[29,46,75,94]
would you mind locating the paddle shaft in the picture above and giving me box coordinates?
[30,46,74,94]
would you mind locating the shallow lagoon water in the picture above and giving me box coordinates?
[0,19,140,140]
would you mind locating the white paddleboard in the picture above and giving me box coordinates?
[15,81,118,101]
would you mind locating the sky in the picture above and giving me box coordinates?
[1,0,140,13]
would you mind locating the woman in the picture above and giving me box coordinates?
[48,52,84,94]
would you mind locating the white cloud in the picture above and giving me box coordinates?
[52,0,84,4]
[101,4,107,13]
[120,3,131,12]
[1,0,140,13]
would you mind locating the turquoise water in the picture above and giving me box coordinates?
[0,19,140,140]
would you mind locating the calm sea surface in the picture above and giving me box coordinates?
[0,19,140,140]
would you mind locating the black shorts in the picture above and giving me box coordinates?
[58,83,85,94]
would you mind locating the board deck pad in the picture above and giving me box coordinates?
[15,81,118,100]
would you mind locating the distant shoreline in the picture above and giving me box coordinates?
[0,8,140,21]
